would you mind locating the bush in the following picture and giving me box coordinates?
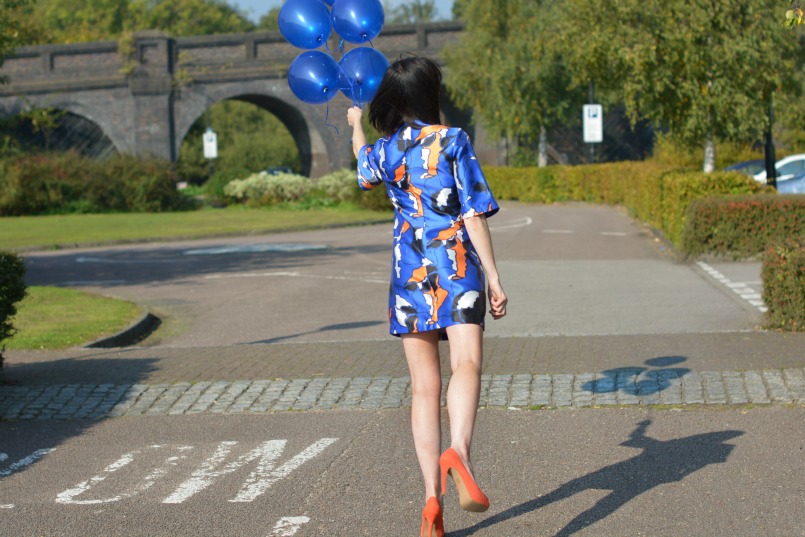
[0,252,27,368]
[762,240,805,331]
[224,171,314,204]
[0,152,196,215]
[683,195,805,259]
[484,163,763,248]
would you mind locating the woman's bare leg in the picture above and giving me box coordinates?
[444,323,484,476]
[402,331,443,499]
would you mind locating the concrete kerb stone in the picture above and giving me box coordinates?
[2,368,803,421]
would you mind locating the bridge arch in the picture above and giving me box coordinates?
[174,81,333,177]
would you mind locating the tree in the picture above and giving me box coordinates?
[445,0,581,166]
[0,0,32,67]
[129,0,254,37]
[559,0,801,172]
[388,0,439,24]
[14,0,255,45]
[258,7,281,32]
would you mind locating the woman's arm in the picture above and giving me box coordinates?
[463,214,507,319]
[347,106,367,158]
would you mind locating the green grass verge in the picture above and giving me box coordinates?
[5,286,143,350]
[0,205,391,251]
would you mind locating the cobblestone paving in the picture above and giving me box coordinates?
[1,368,803,420]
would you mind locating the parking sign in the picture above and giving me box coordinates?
[583,104,603,143]
[203,128,218,159]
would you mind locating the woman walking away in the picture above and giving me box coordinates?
[347,56,508,537]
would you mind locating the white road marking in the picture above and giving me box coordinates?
[56,445,190,505]
[75,256,176,264]
[164,438,337,504]
[269,516,310,536]
[600,231,628,236]
[542,229,575,234]
[184,244,327,255]
[696,261,767,313]
[0,504,14,509]
[489,217,532,231]
[0,448,55,477]
[204,272,387,284]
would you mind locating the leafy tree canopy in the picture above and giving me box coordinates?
[445,0,581,142]
[387,0,439,24]
[1,0,32,64]
[14,0,255,45]
[558,0,802,151]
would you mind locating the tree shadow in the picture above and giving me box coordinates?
[0,355,159,481]
[582,356,691,396]
[242,320,386,344]
[451,420,743,536]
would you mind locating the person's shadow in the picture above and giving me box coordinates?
[451,420,743,536]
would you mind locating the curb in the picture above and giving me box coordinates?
[84,312,161,349]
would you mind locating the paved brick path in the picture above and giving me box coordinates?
[2,367,803,420]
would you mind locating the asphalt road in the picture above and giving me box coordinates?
[5,202,803,537]
[1,408,803,536]
[22,202,763,346]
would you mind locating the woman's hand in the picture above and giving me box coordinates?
[347,106,363,127]
[488,279,507,320]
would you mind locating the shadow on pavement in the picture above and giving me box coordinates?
[452,420,743,537]
[0,356,159,479]
[242,320,386,345]
[582,356,692,396]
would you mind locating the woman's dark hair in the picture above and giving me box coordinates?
[368,55,443,136]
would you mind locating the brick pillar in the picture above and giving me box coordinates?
[128,31,176,161]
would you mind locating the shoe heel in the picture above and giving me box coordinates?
[421,497,444,537]
[439,448,490,513]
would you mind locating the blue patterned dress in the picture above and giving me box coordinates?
[357,124,499,337]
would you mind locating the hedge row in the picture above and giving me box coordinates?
[484,163,763,248]
[762,241,805,331]
[0,251,27,369]
[0,152,196,215]
[684,195,805,259]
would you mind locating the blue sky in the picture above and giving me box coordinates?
[229,0,456,23]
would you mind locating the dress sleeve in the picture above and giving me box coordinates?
[449,129,499,219]
[357,144,383,191]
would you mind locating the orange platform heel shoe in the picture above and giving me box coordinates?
[421,496,444,537]
[440,448,490,513]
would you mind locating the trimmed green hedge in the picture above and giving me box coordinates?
[762,241,805,331]
[0,152,196,215]
[683,195,805,259]
[485,163,763,247]
[0,251,27,368]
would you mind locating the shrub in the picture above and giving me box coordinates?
[0,152,195,215]
[683,195,805,259]
[0,252,27,368]
[762,240,805,331]
[224,171,314,204]
[316,168,357,202]
[484,163,763,248]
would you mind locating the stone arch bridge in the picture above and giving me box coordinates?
[0,22,503,177]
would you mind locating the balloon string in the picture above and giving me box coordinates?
[324,100,340,135]
[338,39,345,58]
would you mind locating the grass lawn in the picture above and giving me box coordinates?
[0,205,390,251]
[5,286,143,350]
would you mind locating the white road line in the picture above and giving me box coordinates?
[696,261,768,313]
[489,217,532,231]
[0,448,56,477]
[542,229,575,234]
[204,272,386,284]
[268,516,310,536]
[0,504,14,509]
[184,244,328,255]
[600,231,628,236]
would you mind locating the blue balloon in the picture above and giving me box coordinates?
[331,0,384,44]
[338,47,389,105]
[288,51,341,104]
[279,0,332,49]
